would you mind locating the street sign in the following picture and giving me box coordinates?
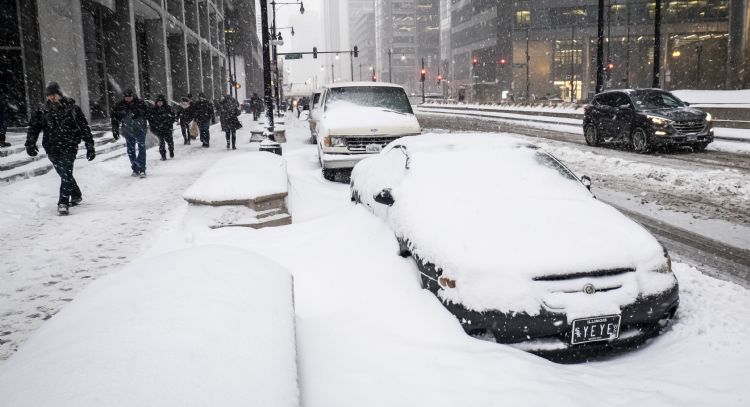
[513,63,526,68]
[285,53,303,60]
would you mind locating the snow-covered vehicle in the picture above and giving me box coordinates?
[350,133,680,362]
[308,89,323,142]
[316,82,421,181]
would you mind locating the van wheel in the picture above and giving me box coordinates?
[323,168,337,181]
[631,128,651,154]
[584,124,599,146]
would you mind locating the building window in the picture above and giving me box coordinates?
[515,10,530,27]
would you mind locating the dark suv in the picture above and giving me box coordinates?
[583,89,714,153]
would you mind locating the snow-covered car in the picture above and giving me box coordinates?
[350,133,680,362]
[316,82,421,181]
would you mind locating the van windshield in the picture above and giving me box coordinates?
[326,86,413,114]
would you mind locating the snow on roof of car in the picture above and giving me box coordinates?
[0,245,299,407]
[323,81,405,89]
[353,133,670,317]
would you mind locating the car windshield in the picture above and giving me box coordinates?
[325,86,413,114]
[630,91,685,110]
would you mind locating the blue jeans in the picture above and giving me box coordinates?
[125,132,147,172]
[199,121,210,145]
[48,153,81,205]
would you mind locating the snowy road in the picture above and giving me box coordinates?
[1,112,749,406]
[418,111,750,286]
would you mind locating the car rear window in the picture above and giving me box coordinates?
[325,86,413,114]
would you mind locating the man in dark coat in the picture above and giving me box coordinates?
[0,93,12,147]
[25,82,96,215]
[249,93,262,121]
[111,88,149,177]
[147,95,176,160]
[192,93,214,148]
[219,95,242,150]
[175,96,192,145]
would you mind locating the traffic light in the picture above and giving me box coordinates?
[313,46,318,59]
[607,62,615,71]
[353,46,359,58]
[437,74,443,84]
[420,68,426,82]
[499,58,508,66]
[472,57,479,66]
[371,73,377,82]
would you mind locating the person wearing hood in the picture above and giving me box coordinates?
[219,94,242,150]
[192,93,215,147]
[111,88,149,177]
[249,93,262,121]
[176,96,192,145]
[25,82,96,215]
[147,95,176,160]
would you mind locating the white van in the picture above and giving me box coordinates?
[315,82,421,181]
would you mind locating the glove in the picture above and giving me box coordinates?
[86,145,96,161]
[112,130,120,141]
[26,145,38,157]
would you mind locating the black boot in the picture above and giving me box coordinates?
[232,135,237,150]
[160,152,167,161]
[169,149,174,158]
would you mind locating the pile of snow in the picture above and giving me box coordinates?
[0,246,299,407]
[352,134,673,316]
[183,152,288,204]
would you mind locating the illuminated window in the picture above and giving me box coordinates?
[515,10,531,27]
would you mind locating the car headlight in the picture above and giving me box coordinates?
[330,136,346,147]
[647,115,672,127]
[653,255,673,274]
[705,113,713,122]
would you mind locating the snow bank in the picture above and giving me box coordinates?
[353,134,673,316]
[183,152,288,204]
[0,246,299,407]
[672,89,750,106]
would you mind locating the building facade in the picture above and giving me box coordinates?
[349,0,376,81]
[1,0,263,125]
[449,0,750,103]
[374,0,440,95]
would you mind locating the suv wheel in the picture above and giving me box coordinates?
[322,168,337,181]
[584,124,599,146]
[631,128,651,154]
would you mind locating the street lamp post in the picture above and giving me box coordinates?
[270,1,304,114]
[260,0,275,133]
[388,49,393,83]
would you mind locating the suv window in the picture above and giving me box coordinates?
[611,93,631,108]
[324,86,414,114]
[630,90,685,110]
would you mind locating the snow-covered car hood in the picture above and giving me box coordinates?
[352,134,676,318]
[320,102,421,136]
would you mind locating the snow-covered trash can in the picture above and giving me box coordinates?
[183,152,291,228]
[0,246,299,407]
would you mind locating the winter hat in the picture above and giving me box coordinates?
[45,82,63,97]
[123,88,135,97]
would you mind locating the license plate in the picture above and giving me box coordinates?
[571,315,621,345]
[687,134,698,141]
[365,144,383,153]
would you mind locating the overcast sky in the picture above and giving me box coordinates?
[274,0,326,92]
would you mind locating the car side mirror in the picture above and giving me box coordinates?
[581,175,592,191]
[374,188,395,206]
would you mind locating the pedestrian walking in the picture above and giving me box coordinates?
[249,93,262,121]
[0,93,12,148]
[25,82,96,215]
[176,96,192,145]
[219,95,242,150]
[111,88,149,178]
[147,94,176,160]
[192,93,214,148]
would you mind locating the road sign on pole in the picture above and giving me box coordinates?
[285,53,303,60]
